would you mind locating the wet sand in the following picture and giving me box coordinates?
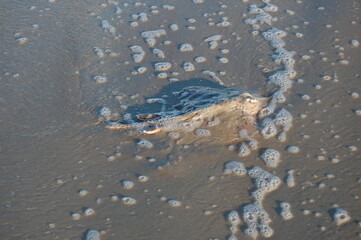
[1,0,360,239]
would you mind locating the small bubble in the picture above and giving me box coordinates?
[71,212,81,220]
[302,209,311,215]
[122,197,137,205]
[138,175,149,182]
[78,189,88,197]
[347,145,358,152]
[167,199,182,207]
[286,145,300,153]
[84,208,95,216]
[121,180,135,190]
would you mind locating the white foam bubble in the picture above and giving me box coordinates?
[93,47,104,58]
[274,108,293,132]
[71,212,81,220]
[84,207,95,216]
[182,62,195,72]
[243,203,273,239]
[138,175,149,182]
[137,139,153,149]
[260,148,280,168]
[169,24,179,31]
[194,56,206,63]
[218,57,229,63]
[152,48,165,58]
[141,29,166,39]
[167,199,182,207]
[16,37,29,45]
[94,75,107,84]
[168,132,180,139]
[285,145,299,153]
[78,189,88,197]
[157,72,168,79]
[223,161,247,176]
[332,208,351,226]
[260,118,277,138]
[86,230,100,240]
[285,169,295,187]
[101,20,115,34]
[204,35,222,42]
[154,62,172,71]
[162,4,175,10]
[122,197,137,205]
[279,202,293,220]
[217,18,231,27]
[129,45,145,63]
[350,39,360,47]
[207,117,220,127]
[245,5,278,26]
[121,180,134,190]
[137,66,147,74]
[238,142,251,157]
[248,166,281,202]
[202,70,225,85]
[228,210,241,226]
[179,43,194,52]
[194,128,211,136]
[100,107,111,120]
[208,41,219,49]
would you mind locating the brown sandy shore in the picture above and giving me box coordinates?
[0,0,360,239]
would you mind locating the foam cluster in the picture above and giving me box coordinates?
[100,107,111,121]
[260,118,277,138]
[274,108,293,132]
[260,148,280,168]
[223,161,247,176]
[141,29,166,46]
[244,4,278,27]
[238,129,258,156]
[204,35,222,50]
[243,203,273,239]
[244,4,297,144]
[238,142,251,157]
[228,210,241,239]
[248,166,281,203]
[131,12,148,22]
[279,202,293,220]
[129,45,145,63]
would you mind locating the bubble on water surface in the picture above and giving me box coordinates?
[85,230,101,240]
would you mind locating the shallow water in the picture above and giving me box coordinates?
[1,0,360,239]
